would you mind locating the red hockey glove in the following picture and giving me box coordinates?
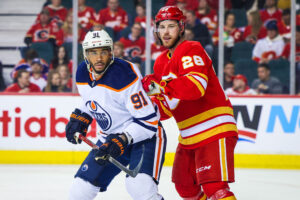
[142,74,166,96]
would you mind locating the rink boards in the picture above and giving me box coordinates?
[0,93,300,169]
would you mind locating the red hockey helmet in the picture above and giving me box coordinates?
[155,6,186,27]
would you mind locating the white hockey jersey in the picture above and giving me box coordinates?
[252,35,285,62]
[76,58,159,144]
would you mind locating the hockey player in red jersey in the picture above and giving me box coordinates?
[142,6,238,200]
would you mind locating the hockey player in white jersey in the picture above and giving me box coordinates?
[65,30,166,200]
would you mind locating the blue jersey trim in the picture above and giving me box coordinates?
[136,113,157,121]
[76,58,138,90]
[133,118,158,133]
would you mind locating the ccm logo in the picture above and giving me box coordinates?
[196,165,211,173]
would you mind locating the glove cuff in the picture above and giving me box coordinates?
[70,109,93,125]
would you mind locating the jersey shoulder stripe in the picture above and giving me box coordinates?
[97,58,138,91]
[76,58,138,91]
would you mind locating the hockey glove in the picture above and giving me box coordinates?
[65,109,93,144]
[94,133,129,165]
[142,74,166,96]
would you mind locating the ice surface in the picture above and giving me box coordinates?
[0,165,299,199]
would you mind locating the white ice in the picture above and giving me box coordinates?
[0,165,300,199]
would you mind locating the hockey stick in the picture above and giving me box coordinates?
[75,132,144,178]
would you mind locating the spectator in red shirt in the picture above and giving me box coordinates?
[213,11,242,47]
[61,10,86,44]
[25,9,64,47]
[134,3,152,30]
[96,0,128,39]
[119,22,145,64]
[43,0,68,24]
[260,0,282,26]
[151,31,167,61]
[278,9,291,40]
[5,70,41,93]
[242,10,267,44]
[281,26,300,62]
[196,0,218,34]
[175,0,188,14]
[77,0,97,31]
[165,0,198,11]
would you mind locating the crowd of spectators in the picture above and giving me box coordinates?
[0,0,300,95]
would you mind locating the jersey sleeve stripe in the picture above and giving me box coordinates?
[145,120,159,126]
[178,123,237,145]
[133,118,158,133]
[186,76,205,96]
[76,82,89,85]
[159,101,173,117]
[154,126,164,180]
[177,106,234,129]
[190,74,208,89]
[180,115,236,137]
[136,113,157,121]
[188,72,208,82]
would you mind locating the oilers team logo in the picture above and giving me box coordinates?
[86,100,112,131]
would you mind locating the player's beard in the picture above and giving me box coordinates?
[91,59,111,75]
[161,30,182,50]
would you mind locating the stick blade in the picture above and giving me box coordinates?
[107,144,144,178]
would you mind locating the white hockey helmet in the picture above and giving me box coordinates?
[82,30,114,74]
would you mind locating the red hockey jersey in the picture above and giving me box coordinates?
[153,40,238,149]
[77,6,97,30]
[119,36,145,59]
[96,7,128,32]
[260,9,282,25]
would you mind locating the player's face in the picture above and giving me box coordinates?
[158,20,181,49]
[87,47,112,74]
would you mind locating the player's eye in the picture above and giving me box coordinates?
[88,51,98,56]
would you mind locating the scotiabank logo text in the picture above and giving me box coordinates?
[0,107,97,138]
